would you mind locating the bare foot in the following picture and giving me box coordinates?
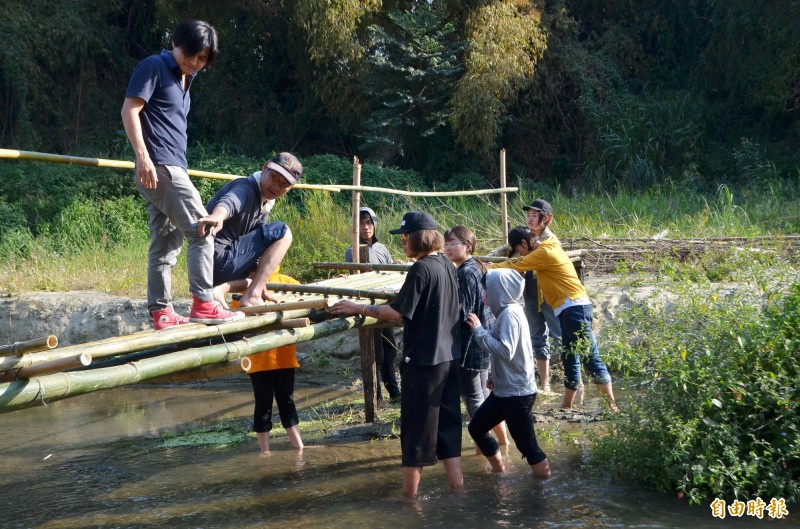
[239,291,263,308]
[531,458,551,478]
[213,288,230,309]
[262,290,280,303]
[575,383,585,405]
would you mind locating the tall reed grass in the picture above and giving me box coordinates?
[0,161,797,297]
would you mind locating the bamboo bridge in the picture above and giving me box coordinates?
[0,253,586,421]
[0,268,409,421]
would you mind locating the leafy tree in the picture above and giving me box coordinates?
[450,0,547,158]
[359,5,464,175]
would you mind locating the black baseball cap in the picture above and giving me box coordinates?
[389,211,438,234]
[522,198,552,215]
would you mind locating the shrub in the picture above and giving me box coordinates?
[595,278,800,504]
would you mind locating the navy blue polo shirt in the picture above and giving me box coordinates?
[125,49,196,169]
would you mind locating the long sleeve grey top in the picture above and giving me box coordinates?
[471,268,537,397]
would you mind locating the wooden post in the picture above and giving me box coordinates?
[359,327,377,422]
[500,149,509,245]
[351,157,362,271]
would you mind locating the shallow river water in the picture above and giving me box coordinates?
[1,382,793,529]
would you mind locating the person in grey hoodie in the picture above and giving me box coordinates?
[345,207,400,406]
[465,268,551,477]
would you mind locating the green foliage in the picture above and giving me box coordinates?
[0,148,797,295]
[587,92,706,190]
[294,0,380,65]
[49,196,149,253]
[451,1,547,157]
[3,0,800,186]
[596,274,800,504]
[360,6,464,173]
[0,162,136,234]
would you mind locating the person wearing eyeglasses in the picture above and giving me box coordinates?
[444,225,509,449]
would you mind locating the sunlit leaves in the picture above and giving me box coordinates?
[294,0,381,64]
[450,1,547,154]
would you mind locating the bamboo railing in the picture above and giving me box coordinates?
[0,148,519,197]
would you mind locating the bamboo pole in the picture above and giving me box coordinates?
[319,184,520,197]
[234,299,331,315]
[0,335,58,356]
[263,283,400,299]
[352,157,362,270]
[0,307,317,372]
[145,359,245,384]
[0,149,339,191]
[312,271,402,289]
[500,149,508,246]
[313,262,411,272]
[313,274,406,291]
[476,250,582,263]
[1,149,520,197]
[11,353,92,381]
[240,356,253,372]
[260,318,311,330]
[0,313,369,413]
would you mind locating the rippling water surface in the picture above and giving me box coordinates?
[0,383,789,528]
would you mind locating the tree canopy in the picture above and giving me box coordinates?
[1,0,799,188]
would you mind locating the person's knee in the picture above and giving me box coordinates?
[281,226,293,246]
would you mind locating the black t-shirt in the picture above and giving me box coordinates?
[389,253,461,367]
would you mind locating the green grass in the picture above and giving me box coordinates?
[0,150,798,296]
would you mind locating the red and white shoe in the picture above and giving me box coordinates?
[189,296,246,325]
[151,305,191,330]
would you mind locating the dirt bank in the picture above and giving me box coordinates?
[0,276,651,349]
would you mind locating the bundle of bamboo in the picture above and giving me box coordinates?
[0,271,408,415]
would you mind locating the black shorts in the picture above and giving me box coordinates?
[214,221,288,284]
[400,360,462,467]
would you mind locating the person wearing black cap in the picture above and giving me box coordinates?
[200,152,303,307]
[495,200,618,412]
[329,211,464,498]
[508,199,563,394]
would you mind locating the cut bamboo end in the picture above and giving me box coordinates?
[240,357,252,373]
[0,335,59,356]
[15,353,92,380]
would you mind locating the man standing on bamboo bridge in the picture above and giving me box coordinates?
[199,152,302,308]
[121,19,244,330]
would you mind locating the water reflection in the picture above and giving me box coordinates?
[0,382,792,528]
